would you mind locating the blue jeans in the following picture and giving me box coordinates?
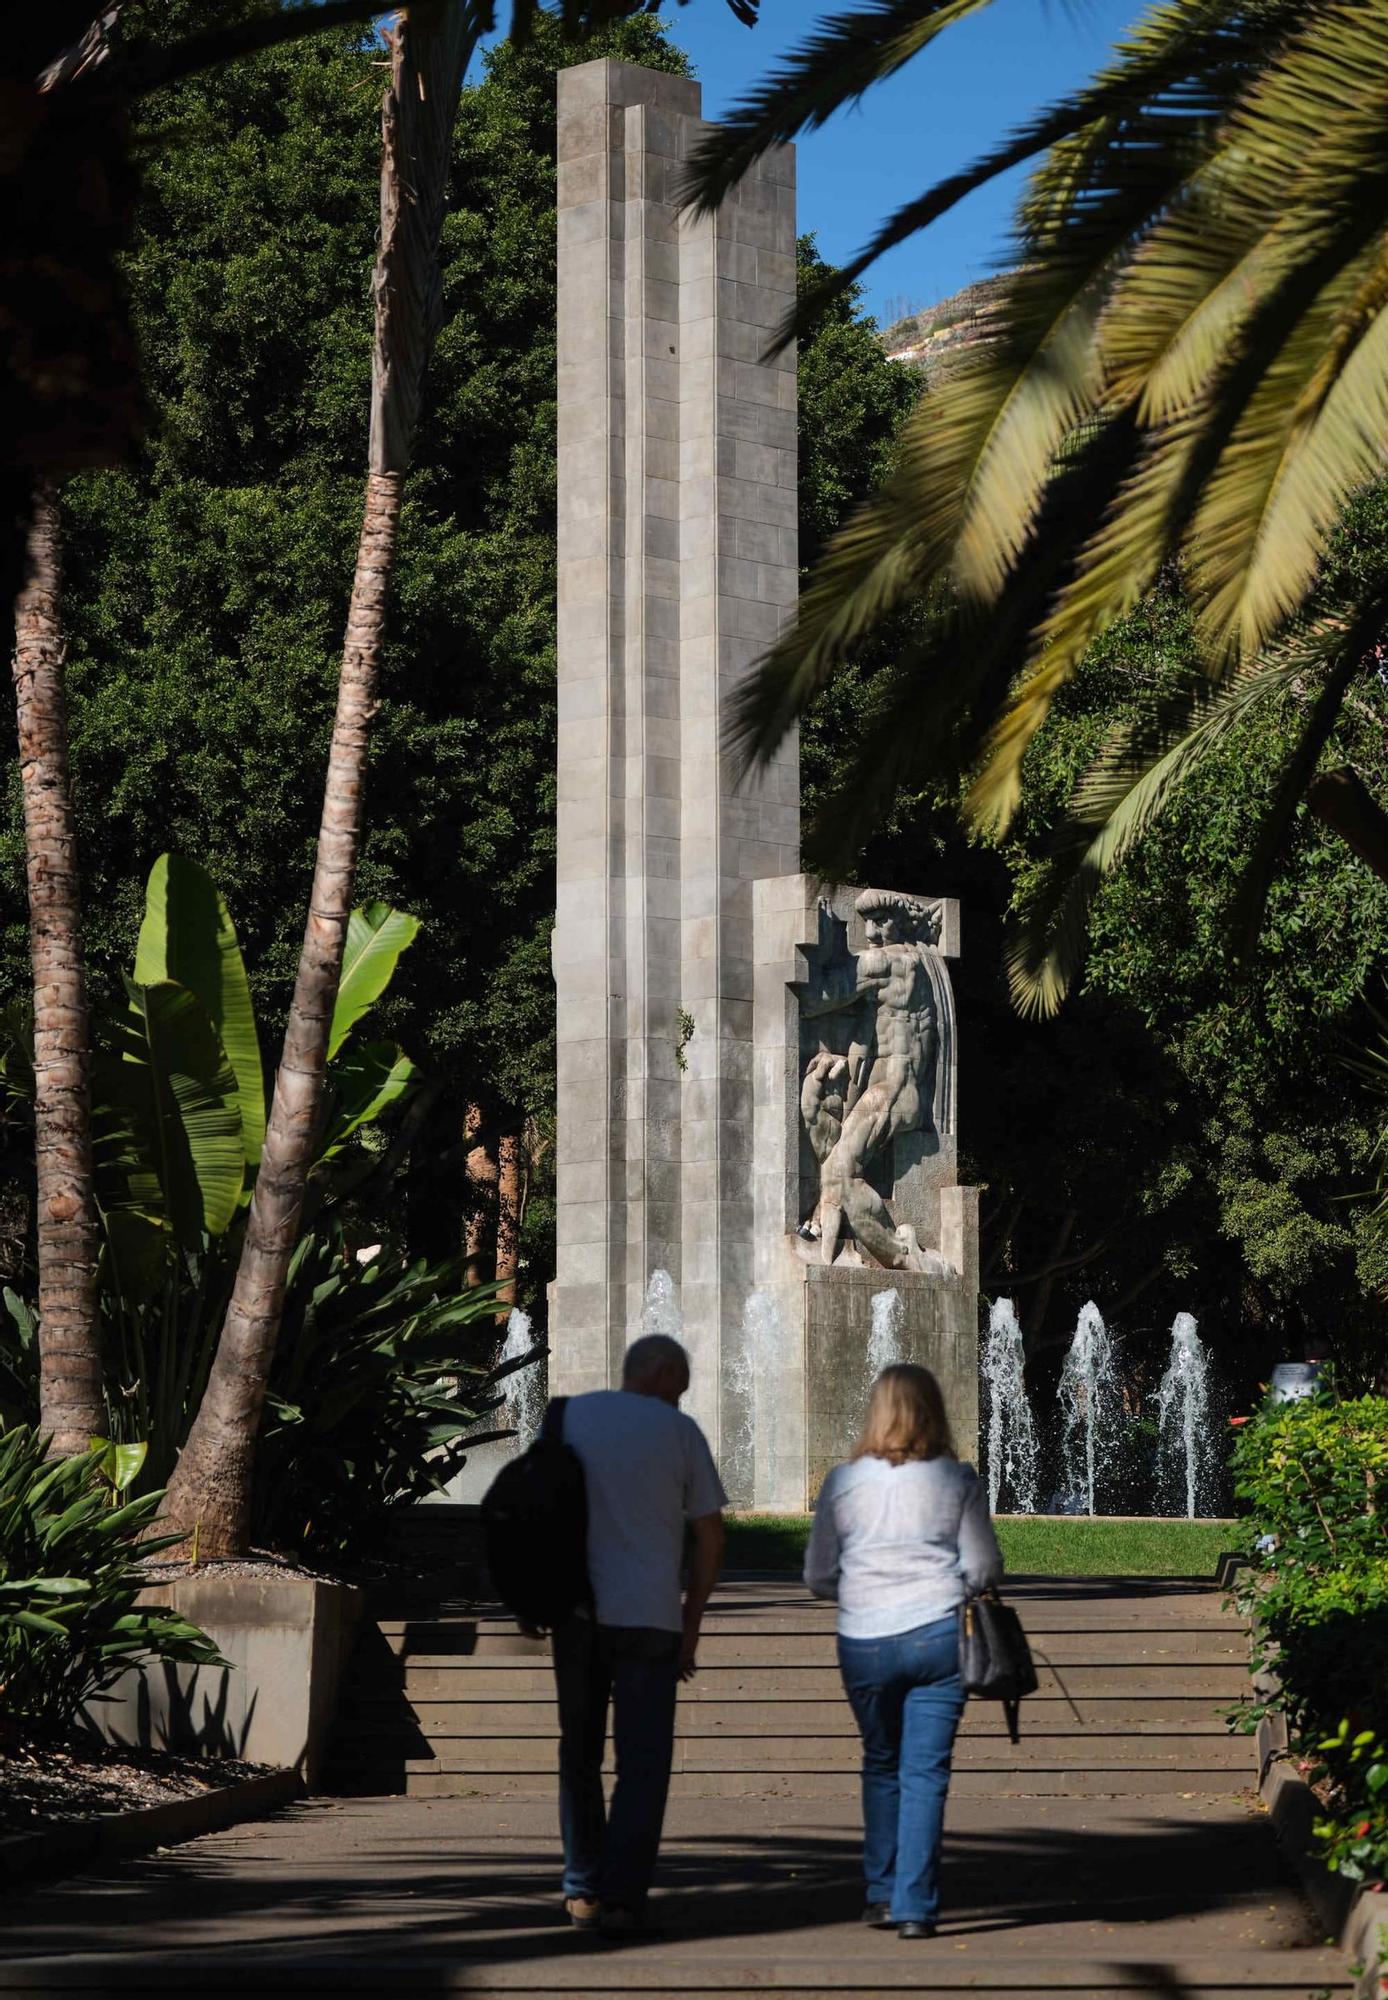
[837,1612,965,1924]
[553,1617,679,1909]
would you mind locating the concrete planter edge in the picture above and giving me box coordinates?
[1256,1706,1388,1997]
[0,1768,302,1883]
[84,1573,365,1789]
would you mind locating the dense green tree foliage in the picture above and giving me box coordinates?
[0,9,914,1314]
[828,527,1388,1399]
[3,2,1382,1399]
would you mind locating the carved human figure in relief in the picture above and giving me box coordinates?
[799,890,948,1274]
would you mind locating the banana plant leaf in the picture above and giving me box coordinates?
[135,854,266,1168]
[328,904,420,1059]
[111,978,244,1246]
[319,1040,421,1158]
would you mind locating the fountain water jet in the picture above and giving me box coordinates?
[982,1298,1039,1515]
[866,1287,904,1395]
[640,1268,682,1341]
[1058,1301,1119,1516]
[731,1292,787,1502]
[498,1306,545,1450]
[1156,1311,1215,1518]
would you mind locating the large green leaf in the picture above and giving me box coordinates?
[328,904,420,1059]
[115,980,244,1244]
[320,1041,421,1158]
[135,854,265,1166]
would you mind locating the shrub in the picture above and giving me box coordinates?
[1232,1395,1388,1884]
[253,1230,519,1561]
[0,1427,223,1738]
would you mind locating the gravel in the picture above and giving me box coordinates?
[0,1742,271,1835]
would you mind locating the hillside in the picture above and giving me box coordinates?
[879,273,1007,376]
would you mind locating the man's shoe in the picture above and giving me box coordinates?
[862,1902,894,1928]
[564,1897,601,1931]
[599,1904,642,1938]
[898,1920,938,1940]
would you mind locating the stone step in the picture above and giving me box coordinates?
[364,1625,1245,1665]
[335,1695,1234,1735]
[329,1732,1252,1774]
[370,1594,1241,1623]
[333,1765,1256,1799]
[352,1663,1249,1701]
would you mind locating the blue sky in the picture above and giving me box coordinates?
[664,0,1144,327]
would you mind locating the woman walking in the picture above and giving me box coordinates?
[804,1363,1003,1939]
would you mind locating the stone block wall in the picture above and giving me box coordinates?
[551,58,797,1452]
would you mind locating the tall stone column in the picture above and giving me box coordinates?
[550,58,798,1466]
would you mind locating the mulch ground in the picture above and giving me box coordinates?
[0,1740,270,1834]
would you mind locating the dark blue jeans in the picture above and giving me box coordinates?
[837,1612,965,1924]
[553,1617,680,1910]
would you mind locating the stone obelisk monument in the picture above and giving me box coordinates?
[551,60,978,1505]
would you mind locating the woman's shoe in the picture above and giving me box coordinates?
[862,1902,894,1928]
[564,1897,601,1931]
[898,1920,938,1940]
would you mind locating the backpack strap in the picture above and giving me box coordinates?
[540,1396,569,1444]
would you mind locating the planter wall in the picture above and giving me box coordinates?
[1257,1697,1388,1996]
[84,1575,363,1789]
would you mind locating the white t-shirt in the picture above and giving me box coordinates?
[561,1390,727,1632]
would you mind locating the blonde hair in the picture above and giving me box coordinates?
[852,1363,955,1466]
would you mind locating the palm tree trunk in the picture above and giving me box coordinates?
[496,1129,521,1315]
[162,8,475,1556]
[160,477,400,1544]
[463,1100,499,1288]
[12,480,103,1452]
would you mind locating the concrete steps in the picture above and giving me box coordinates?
[9,1637,1349,2000]
[327,1572,1253,1803]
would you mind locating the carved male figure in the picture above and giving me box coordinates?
[800,891,945,1272]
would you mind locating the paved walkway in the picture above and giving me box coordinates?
[0,1575,1348,1998]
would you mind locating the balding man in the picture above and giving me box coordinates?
[546,1334,726,1934]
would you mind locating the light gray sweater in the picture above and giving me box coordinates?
[804,1453,1005,1640]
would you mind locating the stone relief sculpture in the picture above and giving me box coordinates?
[795,890,954,1275]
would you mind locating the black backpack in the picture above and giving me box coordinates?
[481,1397,591,1631]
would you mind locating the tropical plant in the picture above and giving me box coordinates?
[0,1287,40,1432]
[1231,1394,1388,1887]
[10,483,103,1453]
[684,0,1388,1012]
[0,1424,223,1738]
[1,854,425,1462]
[0,852,530,1555]
[253,1231,518,1560]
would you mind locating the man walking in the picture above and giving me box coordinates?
[548,1333,726,1934]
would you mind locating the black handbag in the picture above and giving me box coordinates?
[958,1588,1039,1744]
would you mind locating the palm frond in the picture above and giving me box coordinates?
[1227,611,1382,959]
[680,0,998,221]
[1007,651,1305,1016]
[969,191,1388,830]
[684,0,1287,351]
[1008,589,1388,1015]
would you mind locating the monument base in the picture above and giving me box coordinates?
[802,1264,981,1501]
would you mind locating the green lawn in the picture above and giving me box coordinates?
[724,1513,1237,1577]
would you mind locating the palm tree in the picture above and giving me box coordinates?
[10,482,104,1454]
[683,0,1388,1011]
[159,7,478,1556]
[163,0,763,1555]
